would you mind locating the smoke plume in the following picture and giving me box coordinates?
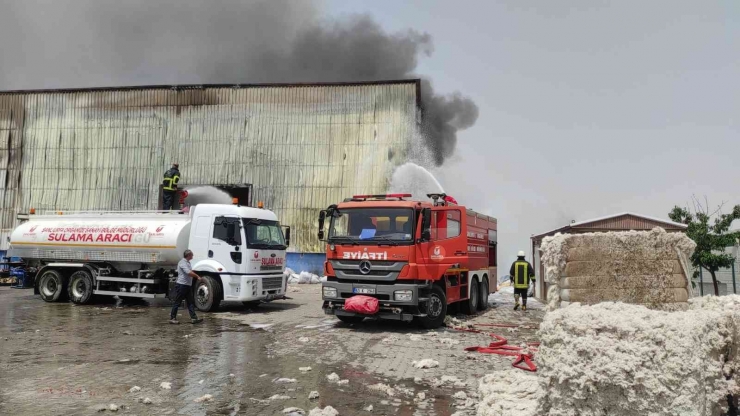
[0,0,478,165]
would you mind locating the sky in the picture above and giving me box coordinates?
[0,0,738,271]
[328,0,740,265]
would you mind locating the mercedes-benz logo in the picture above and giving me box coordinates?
[359,261,372,275]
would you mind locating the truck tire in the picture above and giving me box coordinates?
[195,275,222,312]
[418,285,447,329]
[68,270,94,305]
[336,315,365,325]
[38,270,67,302]
[478,278,489,311]
[462,277,479,315]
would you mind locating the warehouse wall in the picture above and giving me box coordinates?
[0,81,420,253]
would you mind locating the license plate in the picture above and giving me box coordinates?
[353,287,375,294]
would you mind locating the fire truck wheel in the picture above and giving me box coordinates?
[38,270,68,302]
[477,278,489,311]
[195,275,222,312]
[419,285,447,329]
[336,315,365,325]
[68,270,94,304]
[461,277,479,315]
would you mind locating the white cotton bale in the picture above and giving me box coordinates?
[560,287,689,303]
[563,259,683,277]
[541,228,695,309]
[560,274,688,290]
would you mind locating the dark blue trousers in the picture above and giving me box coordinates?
[170,283,197,320]
[163,191,176,210]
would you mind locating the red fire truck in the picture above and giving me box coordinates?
[318,193,497,328]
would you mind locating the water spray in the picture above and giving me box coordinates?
[181,186,233,208]
[389,162,445,201]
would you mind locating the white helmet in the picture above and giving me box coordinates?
[517,250,525,257]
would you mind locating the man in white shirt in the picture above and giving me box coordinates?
[170,250,203,324]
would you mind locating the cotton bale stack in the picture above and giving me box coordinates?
[541,227,696,311]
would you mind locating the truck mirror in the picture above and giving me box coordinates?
[421,208,432,241]
[284,226,291,246]
[318,210,326,241]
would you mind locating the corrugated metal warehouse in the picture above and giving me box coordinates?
[0,80,421,272]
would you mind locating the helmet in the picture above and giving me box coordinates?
[517,250,525,257]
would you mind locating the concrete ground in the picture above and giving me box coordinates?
[0,284,544,416]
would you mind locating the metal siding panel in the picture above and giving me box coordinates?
[581,215,678,231]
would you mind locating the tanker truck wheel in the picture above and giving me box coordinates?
[477,278,489,311]
[38,270,68,302]
[461,277,479,315]
[195,275,222,312]
[68,270,94,304]
[418,285,447,329]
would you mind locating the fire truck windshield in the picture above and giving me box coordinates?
[328,208,414,244]
[243,219,286,249]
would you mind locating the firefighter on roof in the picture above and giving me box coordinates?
[162,163,180,210]
[510,250,535,311]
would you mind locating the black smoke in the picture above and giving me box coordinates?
[0,0,478,165]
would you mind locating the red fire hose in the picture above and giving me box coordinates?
[454,324,540,372]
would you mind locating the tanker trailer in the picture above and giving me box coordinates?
[8,203,291,312]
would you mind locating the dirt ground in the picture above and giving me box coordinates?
[0,284,544,416]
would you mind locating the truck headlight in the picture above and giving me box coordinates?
[394,290,413,301]
[323,287,338,298]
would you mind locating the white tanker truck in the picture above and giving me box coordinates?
[8,203,291,312]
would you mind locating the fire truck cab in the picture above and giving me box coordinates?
[319,193,497,328]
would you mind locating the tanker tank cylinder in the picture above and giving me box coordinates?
[10,216,192,266]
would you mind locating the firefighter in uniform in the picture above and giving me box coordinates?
[510,250,535,311]
[162,163,180,210]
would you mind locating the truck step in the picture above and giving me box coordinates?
[96,276,162,284]
[93,290,166,299]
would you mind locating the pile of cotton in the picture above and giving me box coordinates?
[285,269,326,284]
[477,296,740,416]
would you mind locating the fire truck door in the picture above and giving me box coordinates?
[417,206,465,278]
